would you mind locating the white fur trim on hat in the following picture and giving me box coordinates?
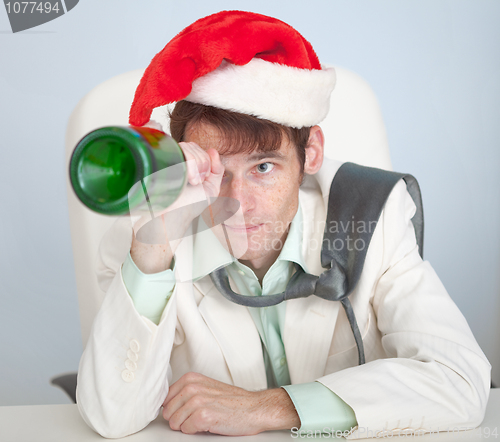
[185,58,336,128]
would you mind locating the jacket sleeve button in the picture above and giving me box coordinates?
[127,349,138,362]
[125,359,137,372]
[121,369,135,383]
[129,339,140,353]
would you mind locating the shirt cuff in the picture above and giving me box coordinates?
[282,381,357,434]
[121,252,176,325]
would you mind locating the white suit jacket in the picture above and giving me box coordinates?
[76,158,491,439]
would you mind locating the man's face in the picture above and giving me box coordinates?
[185,123,303,268]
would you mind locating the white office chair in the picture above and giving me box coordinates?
[52,65,391,402]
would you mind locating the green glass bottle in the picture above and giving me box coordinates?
[69,126,187,216]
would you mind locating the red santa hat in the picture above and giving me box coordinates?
[129,10,336,129]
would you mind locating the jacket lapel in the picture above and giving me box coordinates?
[284,297,340,384]
[194,276,268,391]
[284,162,343,384]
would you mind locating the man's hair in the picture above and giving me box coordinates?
[169,101,311,174]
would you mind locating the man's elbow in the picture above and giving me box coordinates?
[76,387,150,439]
[451,356,491,428]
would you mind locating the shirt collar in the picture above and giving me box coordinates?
[275,196,308,273]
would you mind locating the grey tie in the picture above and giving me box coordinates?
[210,162,424,366]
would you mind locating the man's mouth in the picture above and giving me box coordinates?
[222,223,262,233]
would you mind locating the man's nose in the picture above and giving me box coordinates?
[224,177,254,213]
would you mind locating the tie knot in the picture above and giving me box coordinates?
[283,260,347,302]
[315,260,347,301]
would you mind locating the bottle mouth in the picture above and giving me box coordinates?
[69,127,153,215]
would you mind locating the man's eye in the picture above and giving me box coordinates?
[256,162,275,174]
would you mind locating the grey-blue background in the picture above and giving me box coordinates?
[0,0,499,405]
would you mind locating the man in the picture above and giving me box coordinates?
[76,10,491,439]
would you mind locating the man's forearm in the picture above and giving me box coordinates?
[130,229,174,274]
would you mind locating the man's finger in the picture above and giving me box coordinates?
[207,148,224,176]
[180,142,212,185]
[166,395,210,432]
[163,372,205,407]
[163,378,185,407]
[162,386,191,421]
[166,402,194,432]
[179,408,213,435]
[202,148,224,199]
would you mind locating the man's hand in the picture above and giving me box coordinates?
[162,372,300,435]
[130,143,224,274]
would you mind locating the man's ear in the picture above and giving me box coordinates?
[304,125,324,175]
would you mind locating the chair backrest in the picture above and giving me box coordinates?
[65,66,392,347]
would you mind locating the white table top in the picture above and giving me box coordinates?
[1,389,499,441]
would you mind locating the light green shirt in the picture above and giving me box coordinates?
[121,201,357,433]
